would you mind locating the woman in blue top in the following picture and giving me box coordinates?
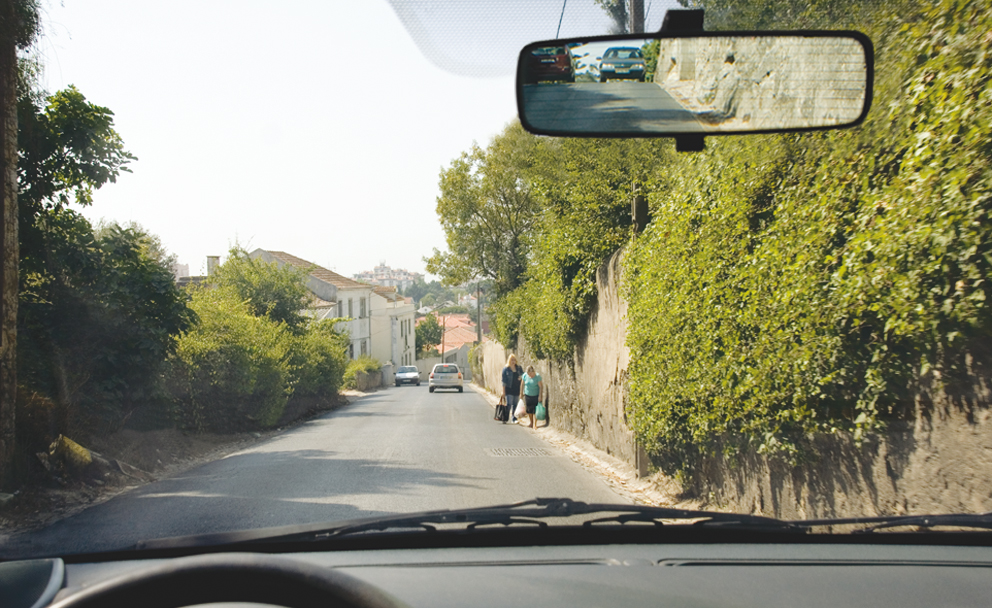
[519,365,544,429]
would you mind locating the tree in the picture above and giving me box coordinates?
[211,246,311,333]
[18,216,194,436]
[415,314,443,357]
[426,121,541,299]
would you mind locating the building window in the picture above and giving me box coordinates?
[360,297,366,318]
[348,298,353,318]
[348,343,354,359]
[337,301,343,318]
[361,340,367,356]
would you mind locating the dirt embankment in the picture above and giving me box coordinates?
[0,393,359,533]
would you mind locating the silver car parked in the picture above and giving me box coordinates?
[429,364,463,393]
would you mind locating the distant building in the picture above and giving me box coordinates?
[171,263,190,280]
[353,262,423,291]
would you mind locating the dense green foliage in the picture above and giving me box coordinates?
[212,247,312,333]
[415,314,443,356]
[403,278,456,307]
[167,249,349,432]
[426,122,541,298]
[433,122,670,360]
[625,0,992,470]
[168,286,293,432]
[16,83,191,436]
[19,216,193,433]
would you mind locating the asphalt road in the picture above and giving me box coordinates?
[521,81,703,134]
[3,385,625,557]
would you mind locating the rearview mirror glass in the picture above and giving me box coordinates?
[517,32,873,137]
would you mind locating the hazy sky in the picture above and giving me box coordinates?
[34,1,673,278]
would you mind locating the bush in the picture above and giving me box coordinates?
[343,356,382,390]
[167,287,292,432]
[291,319,349,401]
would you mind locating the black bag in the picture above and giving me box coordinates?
[494,397,509,422]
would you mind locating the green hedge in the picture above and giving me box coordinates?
[167,287,293,432]
[624,0,992,471]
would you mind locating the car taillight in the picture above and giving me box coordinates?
[429,373,434,379]
[458,373,462,379]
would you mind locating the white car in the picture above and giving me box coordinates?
[394,366,421,387]
[428,364,463,393]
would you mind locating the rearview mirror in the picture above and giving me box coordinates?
[517,31,873,138]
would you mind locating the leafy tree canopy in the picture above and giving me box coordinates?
[426,121,542,298]
[211,247,312,333]
[415,314,443,355]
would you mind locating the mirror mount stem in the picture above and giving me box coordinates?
[660,10,706,152]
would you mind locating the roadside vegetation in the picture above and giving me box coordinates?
[431,0,992,475]
[11,65,351,481]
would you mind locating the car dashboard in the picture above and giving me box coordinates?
[6,538,992,608]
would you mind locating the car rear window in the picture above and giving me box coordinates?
[435,365,458,373]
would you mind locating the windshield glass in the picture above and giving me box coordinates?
[1,0,990,560]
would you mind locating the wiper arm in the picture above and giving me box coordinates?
[136,498,804,550]
[854,512,992,533]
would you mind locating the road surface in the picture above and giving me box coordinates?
[3,385,626,556]
[521,81,703,134]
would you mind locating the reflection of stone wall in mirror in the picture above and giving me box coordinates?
[654,37,867,131]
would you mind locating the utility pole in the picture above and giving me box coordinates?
[440,315,446,360]
[476,284,482,344]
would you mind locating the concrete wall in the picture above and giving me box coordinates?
[477,249,641,467]
[690,390,992,519]
[654,36,867,131]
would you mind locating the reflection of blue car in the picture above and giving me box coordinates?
[599,47,646,82]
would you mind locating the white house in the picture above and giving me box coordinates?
[250,249,374,360]
[370,286,416,367]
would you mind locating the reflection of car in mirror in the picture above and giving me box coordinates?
[599,47,646,82]
[517,32,872,139]
[522,45,575,84]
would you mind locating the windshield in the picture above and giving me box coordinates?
[604,48,642,59]
[1,0,990,560]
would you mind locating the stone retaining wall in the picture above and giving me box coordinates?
[478,249,641,468]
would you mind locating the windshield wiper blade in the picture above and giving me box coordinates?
[279,498,807,541]
[136,498,805,550]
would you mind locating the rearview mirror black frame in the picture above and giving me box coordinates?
[516,30,874,141]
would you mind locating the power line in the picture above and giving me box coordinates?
[556,0,567,38]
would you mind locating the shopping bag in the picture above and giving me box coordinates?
[536,403,547,421]
[514,401,527,419]
[494,397,508,421]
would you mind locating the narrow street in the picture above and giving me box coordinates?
[5,385,626,556]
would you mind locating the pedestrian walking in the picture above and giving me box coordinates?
[501,354,523,424]
[519,365,544,429]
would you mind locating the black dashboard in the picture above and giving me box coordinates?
[6,540,992,608]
